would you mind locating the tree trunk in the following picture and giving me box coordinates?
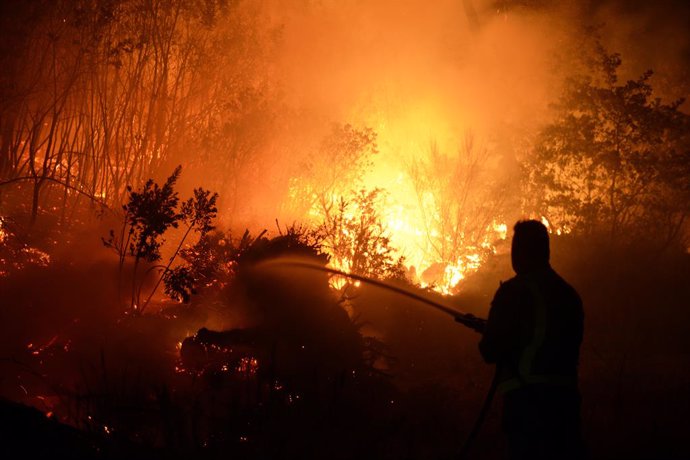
[29,177,44,226]
[0,112,16,177]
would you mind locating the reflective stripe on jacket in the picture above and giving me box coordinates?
[479,267,583,394]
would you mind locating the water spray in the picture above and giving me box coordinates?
[256,257,495,459]
[255,258,486,332]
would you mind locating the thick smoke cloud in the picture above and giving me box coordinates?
[223,0,690,232]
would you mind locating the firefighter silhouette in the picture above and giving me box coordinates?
[479,220,586,459]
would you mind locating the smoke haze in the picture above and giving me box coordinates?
[211,0,690,232]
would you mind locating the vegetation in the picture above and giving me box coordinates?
[526,46,690,250]
[0,0,276,226]
[0,2,688,459]
[408,133,511,271]
[287,123,379,219]
[103,166,218,313]
[317,188,406,281]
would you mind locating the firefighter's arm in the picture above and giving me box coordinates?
[478,284,519,364]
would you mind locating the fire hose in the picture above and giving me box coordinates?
[256,258,496,459]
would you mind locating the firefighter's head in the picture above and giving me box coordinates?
[511,220,550,274]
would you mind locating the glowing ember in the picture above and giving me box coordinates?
[0,218,51,276]
[0,217,6,244]
[236,357,259,376]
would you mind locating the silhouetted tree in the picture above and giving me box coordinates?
[104,166,182,310]
[103,165,219,312]
[0,0,277,227]
[156,187,218,306]
[526,46,690,249]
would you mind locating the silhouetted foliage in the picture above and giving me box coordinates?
[181,230,243,285]
[103,166,219,311]
[124,166,182,263]
[233,225,329,270]
[162,265,196,303]
[526,46,690,248]
[180,227,379,400]
[158,188,218,304]
[181,188,219,235]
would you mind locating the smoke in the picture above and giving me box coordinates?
[588,0,690,97]
[217,0,690,234]
[268,0,564,180]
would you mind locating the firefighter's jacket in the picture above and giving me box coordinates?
[479,266,583,393]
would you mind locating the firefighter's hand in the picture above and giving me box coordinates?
[455,314,486,334]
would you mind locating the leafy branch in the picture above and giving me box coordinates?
[103,166,219,313]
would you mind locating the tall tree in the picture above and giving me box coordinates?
[0,0,279,227]
[525,47,690,249]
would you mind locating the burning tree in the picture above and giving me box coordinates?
[407,133,510,289]
[317,188,406,282]
[285,123,406,282]
[525,47,690,249]
[0,0,276,226]
[287,123,378,218]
